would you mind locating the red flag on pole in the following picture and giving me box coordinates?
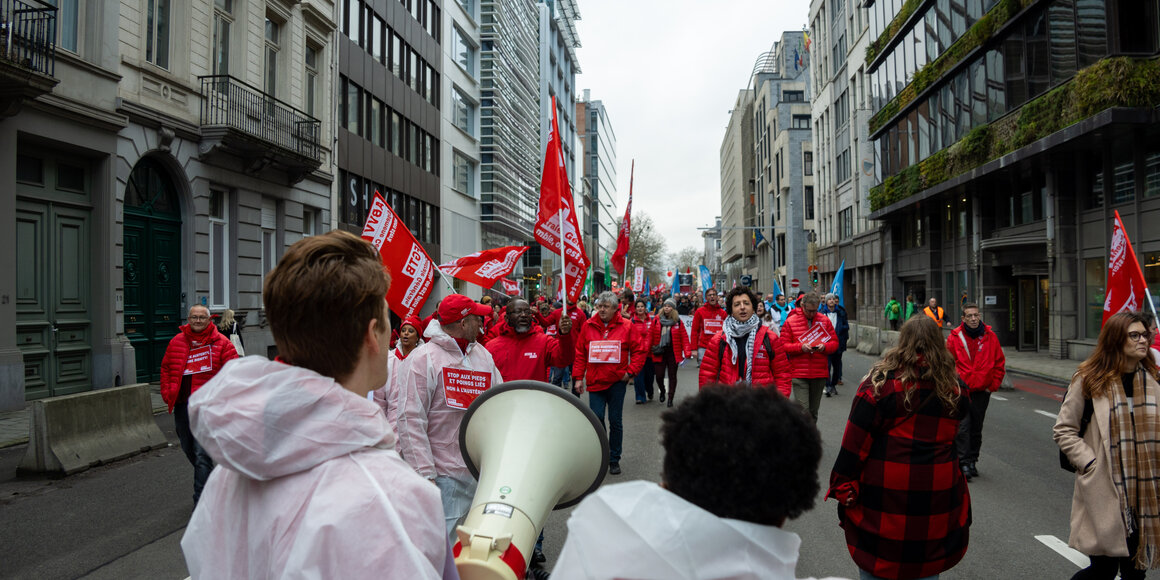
[361,192,435,320]
[501,278,521,295]
[438,246,529,289]
[534,96,590,303]
[610,160,633,276]
[1103,210,1150,324]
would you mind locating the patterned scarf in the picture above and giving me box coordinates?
[722,315,760,384]
[1107,366,1160,570]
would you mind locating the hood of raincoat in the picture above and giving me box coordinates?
[553,480,839,580]
[189,356,394,481]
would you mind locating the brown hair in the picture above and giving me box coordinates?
[867,316,962,412]
[961,302,980,314]
[263,230,389,380]
[724,286,758,317]
[1078,311,1160,399]
[800,292,821,308]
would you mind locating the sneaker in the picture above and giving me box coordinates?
[659,391,666,403]
[532,548,547,565]
[635,400,645,405]
[968,462,979,478]
[961,464,973,481]
[609,462,622,475]
[824,387,832,398]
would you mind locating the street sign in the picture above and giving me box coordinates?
[791,278,800,290]
[740,274,752,286]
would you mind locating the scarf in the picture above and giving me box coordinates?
[722,315,761,384]
[963,323,985,339]
[1107,366,1160,570]
[659,316,678,347]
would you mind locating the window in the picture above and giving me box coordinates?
[783,90,804,102]
[1113,161,1134,204]
[346,0,362,45]
[56,0,79,52]
[392,34,405,79]
[371,15,384,62]
[146,0,171,68]
[302,207,319,236]
[209,189,230,309]
[264,17,281,97]
[390,110,402,155]
[804,151,813,175]
[804,186,815,220]
[1049,0,1077,83]
[369,98,383,146]
[453,151,475,196]
[305,44,318,116]
[1146,151,1160,198]
[1025,11,1049,97]
[213,0,232,76]
[1085,257,1104,339]
[839,207,854,239]
[343,77,361,133]
[1076,0,1107,68]
[453,88,473,134]
[261,198,279,287]
[792,115,811,129]
[453,26,475,76]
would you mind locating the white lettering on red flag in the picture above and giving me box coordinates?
[501,278,520,295]
[534,95,590,302]
[438,246,529,289]
[442,367,493,410]
[632,267,644,293]
[1103,210,1149,323]
[611,160,634,276]
[362,193,434,320]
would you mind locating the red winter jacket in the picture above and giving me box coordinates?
[549,306,587,366]
[573,312,647,392]
[630,313,653,351]
[649,316,692,363]
[486,325,574,383]
[697,325,792,396]
[946,324,1006,392]
[160,323,239,412]
[780,309,839,379]
[690,304,727,350]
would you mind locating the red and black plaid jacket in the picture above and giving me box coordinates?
[827,370,971,580]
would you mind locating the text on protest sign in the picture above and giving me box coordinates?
[442,368,493,410]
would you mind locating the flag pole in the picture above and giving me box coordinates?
[436,268,456,293]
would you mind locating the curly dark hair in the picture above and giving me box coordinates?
[723,286,759,318]
[660,385,822,526]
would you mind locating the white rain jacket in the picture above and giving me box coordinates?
[553,481,849,580]
[181,357,452,579]
[393,320,504,480]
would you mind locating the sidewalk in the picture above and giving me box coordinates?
[0,385,167,450]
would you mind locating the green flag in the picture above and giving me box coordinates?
[584,264,593,298]
[604,252,612,289]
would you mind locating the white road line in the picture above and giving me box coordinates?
[992,395,1008,401]
[1035,410,1058,420]
[1035,534,1089,569]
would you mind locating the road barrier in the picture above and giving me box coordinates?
[19,383,168,476]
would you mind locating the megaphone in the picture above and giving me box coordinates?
[454,380,609,580]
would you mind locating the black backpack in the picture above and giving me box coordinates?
[715,332,777,385]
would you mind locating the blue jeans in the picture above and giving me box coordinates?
[587,380,627,464]
[634,360,655,402]
[174,401,215,505]
[435,474,477,547]
[550,365,572,388]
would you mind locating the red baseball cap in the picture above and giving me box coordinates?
[400,316,423,331]
[438,294,491,324]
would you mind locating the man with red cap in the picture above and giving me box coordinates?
[394,294,504,545]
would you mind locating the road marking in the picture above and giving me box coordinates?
[1035,410,1058,420]
[1035,534,1089,569]
[992,395,1008,401]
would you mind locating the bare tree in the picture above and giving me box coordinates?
[615,211,668,284]
[670,246,702,273]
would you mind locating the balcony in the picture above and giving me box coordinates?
[198,75,321,183]
[0,0,59,118]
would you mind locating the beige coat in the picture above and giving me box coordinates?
[1053,371,1160,557]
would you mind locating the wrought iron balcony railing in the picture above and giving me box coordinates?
[0,0,56,77]
[199,75,321,162]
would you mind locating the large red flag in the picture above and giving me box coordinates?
[534,96,590,302]
[1103,210,1150,323]
[438,246,529,289]
[362,192,435,320]
[501,278,521,295]
[610,160,633,276]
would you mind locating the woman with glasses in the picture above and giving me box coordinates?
[1055,311,1160,579]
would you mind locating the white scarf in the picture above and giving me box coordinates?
[722,315,760,384]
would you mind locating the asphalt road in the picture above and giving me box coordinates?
[0,351,1091,579]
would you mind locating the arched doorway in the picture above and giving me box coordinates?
[123,157,183,383]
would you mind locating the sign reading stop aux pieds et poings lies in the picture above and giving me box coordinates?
[442,368,493,410]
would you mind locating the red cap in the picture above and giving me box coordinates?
[401,316,423,331]
[438,294,492,324]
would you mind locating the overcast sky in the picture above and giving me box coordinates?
[574,0,811,257]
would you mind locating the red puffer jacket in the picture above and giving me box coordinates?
[649,316,691,363]
[946,324,1006,392]
[549,306,587,366]
[573,313,647,392]
[160,323,239,412]
[698,325,792,396]
[630,313,652,350]
[779,309,839,379]
[486,325,573,383]
[690,304,727,350]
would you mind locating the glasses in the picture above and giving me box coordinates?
[188,315,209,321]
[1128,331,1152,342]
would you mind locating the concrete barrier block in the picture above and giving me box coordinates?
[857,325,882,356]
[19,383,168,476]
[881,329,901,351]
[846,323,860,350]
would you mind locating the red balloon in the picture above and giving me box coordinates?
[666,271,673,277]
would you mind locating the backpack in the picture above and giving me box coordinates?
[890,302,900,316]
[715,332,776,384]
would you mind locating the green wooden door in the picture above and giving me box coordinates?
[15,201,93,399]
[123,157,183,383]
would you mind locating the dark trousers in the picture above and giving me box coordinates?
[654,348,679,401]
[174,401,215,505]
[1071,530,1145,580]
[889,319,899,331]
[633,358,655,402]
[587,381,626,464]
[827,351,844,388]
[955,390,992,464]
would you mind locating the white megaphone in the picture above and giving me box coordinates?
[454,380,609,580]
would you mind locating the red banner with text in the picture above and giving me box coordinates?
[362,192,435,320]
[438,246,528,290]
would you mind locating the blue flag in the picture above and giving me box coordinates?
[671,268,680,295]
[644,275,650,297]
[831,259,846,307]
[699,265,712,294]
[772,279,784,299]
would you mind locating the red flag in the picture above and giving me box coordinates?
[501,278,521,295]
[361,192,435,320]
[438,246,529,289]
[534,95,590,303]
[1103,210,1150,323]
[610,160,633,275]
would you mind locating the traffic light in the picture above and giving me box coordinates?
[809,265,819,286]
